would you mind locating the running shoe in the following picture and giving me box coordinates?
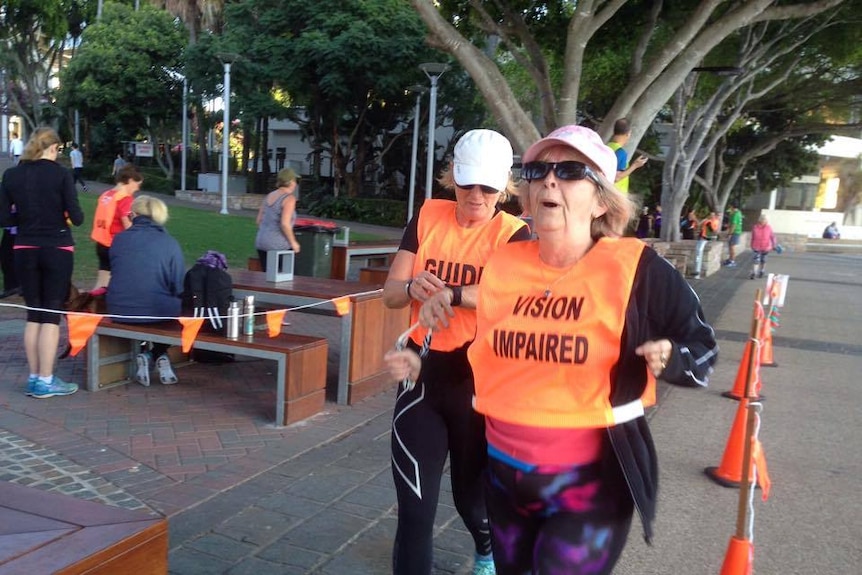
[25,376,38,396]
[156,354,178,385]
[136,352,151,386]
[31,376,78,398]
[473,553,496,575]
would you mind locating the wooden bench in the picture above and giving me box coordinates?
[0,482,167,574]
[86,320,328,426]
[229,270,410,405]
[330,241,400,280]
[358,265,391,285]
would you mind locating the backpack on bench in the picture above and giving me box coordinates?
[182,252,235,362]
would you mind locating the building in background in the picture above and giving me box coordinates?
[747,135,861,238]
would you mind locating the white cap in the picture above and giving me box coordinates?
[453,129,513,192]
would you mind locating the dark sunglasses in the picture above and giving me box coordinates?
[456,183,500,194]
[522,161,599,183]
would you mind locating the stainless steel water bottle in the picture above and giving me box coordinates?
[242,295,255,336]
[226,300,240,340]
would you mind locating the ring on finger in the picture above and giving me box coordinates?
[659,353,667,370]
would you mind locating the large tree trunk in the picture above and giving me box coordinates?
[410,0,540,153]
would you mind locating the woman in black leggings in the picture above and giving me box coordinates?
[382,130,530,575]
[0,128,84,398]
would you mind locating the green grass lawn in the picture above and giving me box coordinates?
[70,195,384,287]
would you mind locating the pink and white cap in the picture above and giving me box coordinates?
[522,125,618,183]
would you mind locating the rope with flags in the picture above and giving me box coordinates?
[0,288,378,356]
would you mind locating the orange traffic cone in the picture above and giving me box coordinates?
[705,398,755,487]
[721,341,764,401]
[719,536,753,575]
[759,315,777,367]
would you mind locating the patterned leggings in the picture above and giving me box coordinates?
[752,250,770,265]
[484,456,633,575]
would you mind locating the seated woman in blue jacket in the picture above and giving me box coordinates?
[106,195,185,386]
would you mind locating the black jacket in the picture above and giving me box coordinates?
[609,247,718,543]
[0,159,84,247]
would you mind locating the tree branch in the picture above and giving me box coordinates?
[410,0,540,151]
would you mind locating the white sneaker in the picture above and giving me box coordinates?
[156,354,178,385]
[135,353,151,386]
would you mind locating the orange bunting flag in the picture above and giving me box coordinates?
[178,317,205,353]
[266,309,287,337]
[66,313,102,357]
[333,296,350,316]
[752,438,772,500]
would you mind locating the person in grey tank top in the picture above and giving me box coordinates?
[254,168,301,272]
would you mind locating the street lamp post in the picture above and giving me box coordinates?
[217,53,239,215]
[406,85,426,225]
[419,63,449,200]
[180,75,188,192]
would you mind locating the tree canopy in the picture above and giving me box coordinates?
[657,5,862,236]
[412,0,851,153]
[217,0,438,196]
[0,0,96,130]
[57,2,187,169]
[7,0,859,218]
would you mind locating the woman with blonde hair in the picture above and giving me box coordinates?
[382,129,530,575]
[0,127,84,398]
[255,167,301,272]
[107,195,185,386]
[388,125,718,574]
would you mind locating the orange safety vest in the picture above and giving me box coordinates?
[699,216,719,240]
[411,199,526,351]
[469,237,656,428]
[91,188,131,247]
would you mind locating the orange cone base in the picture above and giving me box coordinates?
[704,466,762,489]
[706,397,757,488]
[721,390,765,401]
[720,536,754,575]
[705,466,742,488]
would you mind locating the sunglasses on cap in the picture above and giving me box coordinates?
[522,161,599,183]
[456,183,500,194]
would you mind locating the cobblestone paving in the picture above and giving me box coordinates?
[0,429,153,512]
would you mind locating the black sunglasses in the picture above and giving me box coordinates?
[457,183,500,194]
[522,161,599,183]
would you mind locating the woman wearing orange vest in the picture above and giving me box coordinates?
[382,130,530,575]
[90,165,143,291]
[387,125,718,574]
[692,210,721,279]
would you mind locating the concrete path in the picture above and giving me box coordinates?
[1,156,860,573]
